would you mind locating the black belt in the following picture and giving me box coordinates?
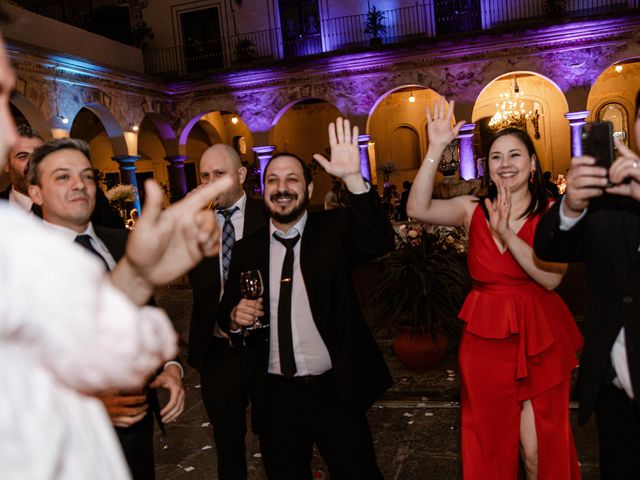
[267,370,333,387]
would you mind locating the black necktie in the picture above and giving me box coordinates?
[74,234,110,272]
[274,233,301,378]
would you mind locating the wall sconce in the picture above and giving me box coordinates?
[57,114,69,125]
[130,123,139,132]
[409,92,416,103]
[615,65,623,73]
[231,115,239,125]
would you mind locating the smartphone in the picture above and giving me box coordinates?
[582,122,614,169]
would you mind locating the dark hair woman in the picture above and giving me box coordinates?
[407,98,582,479]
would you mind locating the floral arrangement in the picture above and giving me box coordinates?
[106,184,136,203]
[373,221,469,336]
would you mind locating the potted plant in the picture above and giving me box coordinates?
[234,38,257,65]
[364,5,387,46]
[373,223,469,370]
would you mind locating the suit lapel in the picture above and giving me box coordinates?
[620,209,640,268]
[299,215,323,330]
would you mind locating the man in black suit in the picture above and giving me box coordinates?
[1,124,43,215]
[397,180,411,220]
[219,118,394,480]
[188,143,267,480]
[27,137,185,480]
[534,92,640,478]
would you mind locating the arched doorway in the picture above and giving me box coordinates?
[367,86,443,189]
[473,72,570,176]
[270,98,343,207]
[587,60,640,150]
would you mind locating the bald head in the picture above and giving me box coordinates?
[199,143,247,209]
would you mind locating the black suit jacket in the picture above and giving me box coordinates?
[188,195,268,370]
[219,189,395,432]
[534,200,640,423]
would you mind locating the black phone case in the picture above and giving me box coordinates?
[582,121,614,168]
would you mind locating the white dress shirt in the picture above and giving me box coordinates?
[268,213,332,376]
[8,187,33,213]
[43,221,117,270]
[0,203,177,479]
[558,197,634,398]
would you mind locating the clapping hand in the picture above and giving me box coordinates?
[484,179,512,246]
[426,98,465,152]
[313,117,365,192]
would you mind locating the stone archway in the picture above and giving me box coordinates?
[269,97,344,207]
[367,86,443,189]
[473,71,570,176]
[10,93,52,139]
[587,59,640,151]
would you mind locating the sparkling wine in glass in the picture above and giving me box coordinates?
[239,269,268,330]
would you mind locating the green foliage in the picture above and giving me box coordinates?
[364,5,387,39]
[234,38,257,64]
[372,225,469,339]
[545,0,567,17]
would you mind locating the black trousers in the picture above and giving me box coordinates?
[260,372,383,480]
[116,411,155,480]
[200,337,254,480]
[594,383,640,479]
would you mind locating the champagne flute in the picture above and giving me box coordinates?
[239,269,268,330]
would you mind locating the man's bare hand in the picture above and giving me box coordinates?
[149,364,185,424]
[313,118,365,192]
[98,389,148,428]
[230,298,264,330]
[124,178,232,286]
[563,155,608,217]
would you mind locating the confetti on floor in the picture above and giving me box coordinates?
[201,422,210,427]
[253,453,262,458]
[201,445,212,450]
[417,402,426,407]
[425,412,434,417]
[184,466,195,472]
[194,385,201,389]
[403,412,413,417]
[407,420,414,425]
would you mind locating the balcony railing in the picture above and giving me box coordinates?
[143,0,640,77]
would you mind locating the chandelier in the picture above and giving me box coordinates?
[488,76,533,131]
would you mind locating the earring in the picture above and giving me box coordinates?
[529,170,535,184]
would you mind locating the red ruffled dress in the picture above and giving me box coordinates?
[458,205,583,479]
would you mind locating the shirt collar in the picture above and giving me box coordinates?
[9,187,33,212]
[216,191,246,217]
[269,211,308,243]
[43,219,95,242]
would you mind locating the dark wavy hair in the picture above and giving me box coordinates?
[480,127,548,219]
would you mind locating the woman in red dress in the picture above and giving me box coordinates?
[407,98,583,479]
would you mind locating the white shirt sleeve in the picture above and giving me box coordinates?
[558,196,587,231]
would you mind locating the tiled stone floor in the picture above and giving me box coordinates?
[152,284,600,479]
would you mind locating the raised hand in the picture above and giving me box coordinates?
[484,180,512,245]
[606,139,640,201]
[313,117,365,192]
[426,98,465,151]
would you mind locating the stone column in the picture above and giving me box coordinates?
[458,123,476,180]
[112,155,142,213]
[252,145,276,194]
[564,111,590,157]
[357,134,373,182]
[165,155,189,203]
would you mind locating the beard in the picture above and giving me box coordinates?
[267,189,309,224]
